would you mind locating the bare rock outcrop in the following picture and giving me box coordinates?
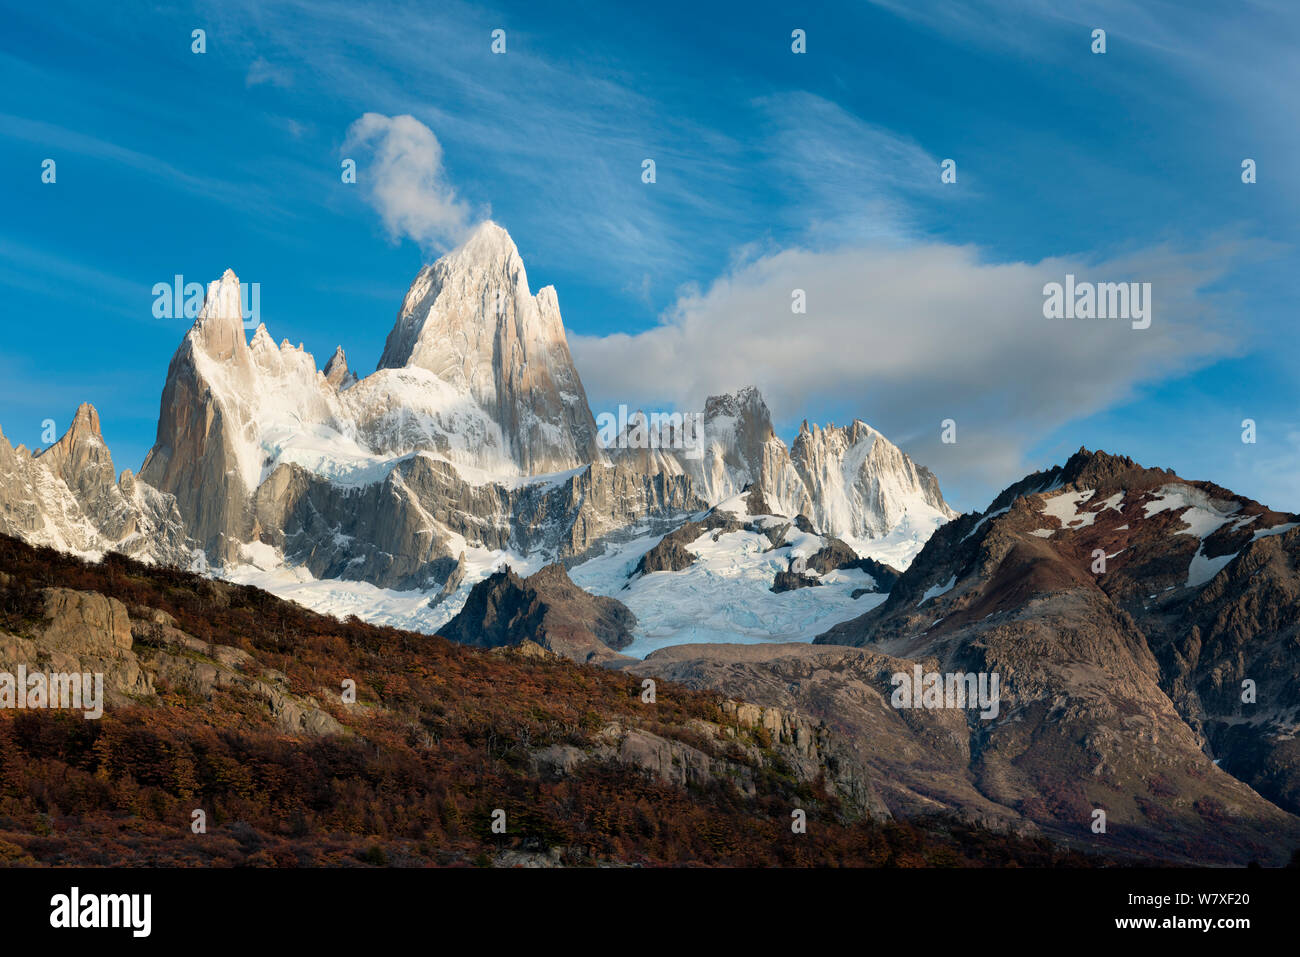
[132,612,342,736]
[0,588,153,703]
[0,580,340,735]
[441,563,637,663]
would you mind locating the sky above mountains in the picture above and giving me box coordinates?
[2,0,1296,513]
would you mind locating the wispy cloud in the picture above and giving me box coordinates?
[246,56,292,88]
[343,113,477,255]
[751,92,955,246]
[0,236,146,320]
[866,0,1300,206]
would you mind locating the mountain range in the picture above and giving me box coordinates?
[2,221,1298,864]
[0,220,955,650]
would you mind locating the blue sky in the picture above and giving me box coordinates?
[1,0,1296,512]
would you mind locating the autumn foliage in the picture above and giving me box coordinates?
[0,535,1099,867]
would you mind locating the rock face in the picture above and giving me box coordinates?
[138,268,390,565]
[626,643,1006,829]
[0,405,193,566]
[0,588,153,703]
[672,387,803,508]
[0,577,340,734]
[632,635,1300,863]
[526,700,886,821]
[246,452,699,591]
[631,511,745,578]
[792,419,955,541]
[131,608,343,736]
[1169,529,1300,813]
[0,580,339,734]
[322,346,356,390]
[129,230,706,585]
[770,569,821,593]
[441,563,637,663]
[808,448,1300,862]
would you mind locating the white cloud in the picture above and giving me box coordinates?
[246,57,292,88]
[343,113,475,255]
[570,239,1246,501]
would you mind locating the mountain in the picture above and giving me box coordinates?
[432,444,1300,861]
[130,237,695,588]
[3,220,954,644]
[609,386,955,562]
[0,403,193,566]
[790,418,955,546]
[377,221,601,473]
[4,228,1299,863]
[802,447,1300,858]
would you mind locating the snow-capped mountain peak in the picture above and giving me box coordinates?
[377,219,599,472]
